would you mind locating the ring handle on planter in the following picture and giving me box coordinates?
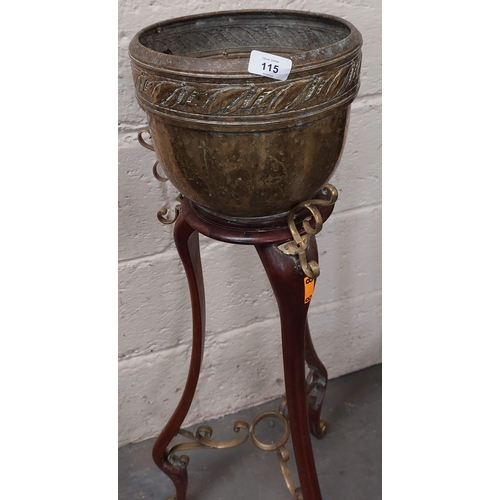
[152,161,169,182]
[138,129,155,151]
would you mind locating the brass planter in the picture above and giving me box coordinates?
[129,10,362,219]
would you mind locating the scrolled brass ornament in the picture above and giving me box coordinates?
[168,420,251,458]
[250,411,290,452]
[279,184,338,278]
[166,396,302,500]
[278,446,303,500]
[157,194,184,225]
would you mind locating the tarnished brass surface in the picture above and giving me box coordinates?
[129,10,362,219]
[251,411,290,452]
[278,184,338,278]
[166,396,304,500]
[167,421,251,470]
[278,446,303,500]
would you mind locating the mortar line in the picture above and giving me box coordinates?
[118,239,220,265]
[330,200,381,217]
[118,202,381,266]
[118,289,382,363]
[118,246,174,264]
[353,91,382,102]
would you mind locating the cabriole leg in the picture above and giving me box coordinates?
[152,210,206,500]
[256,236,323,500]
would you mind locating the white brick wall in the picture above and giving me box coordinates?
[118,0,381,446]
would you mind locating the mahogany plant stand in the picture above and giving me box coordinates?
[152,193,336,500]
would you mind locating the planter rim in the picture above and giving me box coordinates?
[129,9,362,78]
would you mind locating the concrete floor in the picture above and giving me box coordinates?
[119,364,381,500]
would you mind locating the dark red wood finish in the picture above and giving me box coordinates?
[256,238,323,499]
[151,210,206,500]
[152,196,334,500]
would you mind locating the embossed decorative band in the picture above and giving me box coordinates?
[132,53,360,118]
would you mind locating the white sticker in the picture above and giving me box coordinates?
[247,50,293,82]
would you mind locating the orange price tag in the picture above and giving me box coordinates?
[304,277,316,304]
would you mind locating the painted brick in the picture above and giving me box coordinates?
[118,132,175,260]
[119,255,191,358]
[119,343,203,446]
[333,97,382,213]
[118,244,276,359]
[118,290,381,445]
[193,320,286,419]
[313,204,382,306]
[308,290,382,378]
